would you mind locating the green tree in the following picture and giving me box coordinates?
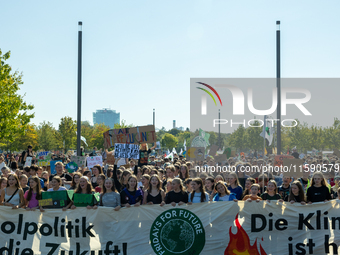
[36,121,57,151]
[245,120,263,151]
[162,133,178,150]
[9,124,38,152]
[55,117,77,152]
[0,50,34,142]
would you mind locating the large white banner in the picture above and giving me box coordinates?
[0,201,339,254]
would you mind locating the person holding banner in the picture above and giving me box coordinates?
[165,178,188,206]
[188,178,210,203]
[120,175,143,207]
[143,174,165,205]
[241,177,256,199]
[24,176,42,210]
[286,181,306,204]
[227,173,243,200]
[99,178,121,210]
[213,181,237,201]
[242,184,262,202]
[0,174,25,209]
[261,180,282,201]
[63,176,98,210]
[0,177,7,193]
[138,143,156,167]
[307,172,331,203]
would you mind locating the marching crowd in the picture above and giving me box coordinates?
[0,144,339,211]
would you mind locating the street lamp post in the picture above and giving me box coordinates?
[77,21,82,156]
[276,21,281,155]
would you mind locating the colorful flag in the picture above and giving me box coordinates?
[199,128,210,146]
[260,115,274,146]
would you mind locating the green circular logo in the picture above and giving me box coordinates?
[150,208,205,255]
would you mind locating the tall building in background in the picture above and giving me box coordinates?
[93,109,120,128]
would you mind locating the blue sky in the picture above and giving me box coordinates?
[1,0,339,130]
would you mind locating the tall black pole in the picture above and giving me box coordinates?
[218,109,221,148]
[153,109,155,126]
[276,21,281,155]
[77,22,82,156]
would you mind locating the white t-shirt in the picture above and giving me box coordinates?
[47,187,67,191]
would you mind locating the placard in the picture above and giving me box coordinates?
[215,154,227,163]
[114,143,140,159]
[208,145,219,157]
[274,155,294,167]
[38,198,53,207]
[24,157,32,167]
[36,151,51,166]
[333,148,340,158]
[282,158,304,178]
[187,147,205,161]
[71,156,86,168]
[87,156,103,169]
[103,125,156,148]
[49,160,62,175]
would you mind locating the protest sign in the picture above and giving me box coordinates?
[215,154,227,163]
[50,160,62,175]
[66,162,78,173]
[114,143,140,159]
[87,156,103,169]
[274,155,294,167]
[208,145,218,157]
[103,125,156,148]
[282,158,304,178]
[1,201,340,254]
[41,190,73,208]
[187,147,205,161]
[73,193,100,207]
[38,198,53,207]
[71,156,86,168]
[24,157,32,167]
[230,151,236,157]
[333,148,340,158]
[36,151,51,166]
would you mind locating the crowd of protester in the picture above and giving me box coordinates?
[0,144,339,211]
